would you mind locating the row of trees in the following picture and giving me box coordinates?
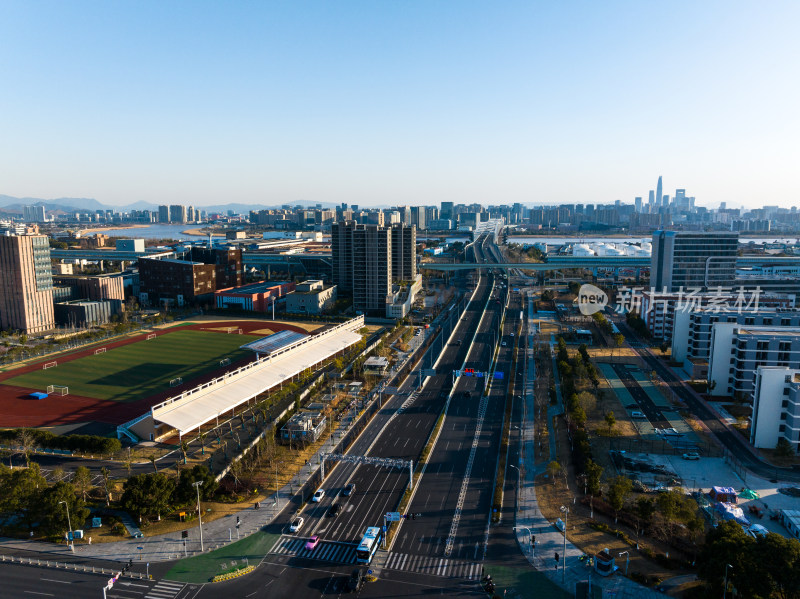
[0,428,121,457]
[121,465,217,521]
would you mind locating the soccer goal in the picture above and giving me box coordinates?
[146,333,157,340]
[94,347,107,355]
[226,327,242,334]
[170,377,183,387]
[43,361,57,370]
[220,358,231,367]
[47,385,69,396]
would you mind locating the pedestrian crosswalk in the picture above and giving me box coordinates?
[269,535,358,564]
[145,580,185,599]
[382,552,482,580]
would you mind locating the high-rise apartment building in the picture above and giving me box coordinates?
[23,205,47,222]
[650,231,738,292]
[158,205,170,223]
[391,223,416,282]
[331,221,392,314]
[440,201,454,221]
[170,205,187,224]
[0,234,55,333]
[410,206,427,230]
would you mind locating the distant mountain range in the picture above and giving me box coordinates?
[0,195,341,215]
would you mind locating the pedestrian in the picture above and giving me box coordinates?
[88,536,92,545]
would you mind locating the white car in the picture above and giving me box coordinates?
[682,452,700,460]
[289,517,304,533]
[312,488,325,502]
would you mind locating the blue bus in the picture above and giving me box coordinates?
[355,527,382,564]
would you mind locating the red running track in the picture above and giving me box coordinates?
[0,321,308,428]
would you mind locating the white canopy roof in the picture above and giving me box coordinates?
[152,326,361,435]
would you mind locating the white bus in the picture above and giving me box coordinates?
[355,526,382,564]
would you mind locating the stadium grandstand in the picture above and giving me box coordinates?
[117,316,364,442]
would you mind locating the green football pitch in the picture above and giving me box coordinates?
[1,330,258,402]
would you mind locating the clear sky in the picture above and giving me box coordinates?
[1,1,798,209]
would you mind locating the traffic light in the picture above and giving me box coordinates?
[181,530,188,539]
[236,516,240,528]
[554,552,559,563]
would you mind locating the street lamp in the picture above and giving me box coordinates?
[192,481,204,552]
[618,551,629,576]
[723,563,733,599]
[508,464,521,512]
[513,526,535,558]
[560,505,569,583]
[58,500,73,550]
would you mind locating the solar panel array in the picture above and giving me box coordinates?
[241,330,309,355]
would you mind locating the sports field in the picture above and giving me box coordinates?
[1,330,257,403]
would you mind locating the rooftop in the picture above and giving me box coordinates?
[220,281,291,295]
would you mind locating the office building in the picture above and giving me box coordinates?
[750,367,800,452]
[158,205,170,223]
[410,206,427,230]
[139,247,241,307]
[440,202,454,221]
[708,324,800,400]
[650,231,739,292]
[52,273,126,302]
[54,299,122,328]
[215,281,294,311]
[331,221,392,314]
[0,234,55,333]
[391,223,416,282]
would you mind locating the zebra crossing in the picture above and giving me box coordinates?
[382,552,482,580]
[144,580,185,599]
[269,535,358,564]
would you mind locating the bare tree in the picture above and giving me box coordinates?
[73,466,92,502]
[16,429,37,464]
[100,466,111,506]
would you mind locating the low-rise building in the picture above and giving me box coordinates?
[116,239,145,252]
[285,280,337,314]
[672,309,800,379]
[52,272,126,302]
[386,274,422,319]
[364,356,389,375]
[54,299,124,327]
[708,324,800,400]
[214,281,295,311]
[750,367,800,451]
[280,411,326,446]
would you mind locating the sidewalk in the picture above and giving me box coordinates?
[0,302,458,564]
[509,298,662,597]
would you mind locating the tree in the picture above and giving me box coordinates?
[73,466,92,502]
[614,334,625,360]
[756,532,800,599]
[571,405,587,428]
[636,496,656,526]
[100,466,112,506]
[148,454,158,473]
[176,465,217,504]
[776,437,795,458]
[584,459,603,496]
[604,411,616,435]
[547,461,562,485]
[36,481,89,539]
[697,520,758,598]
[0,462,47,530]
[607,476,632,523]
[16,429,37,464]
[121,472,176,520]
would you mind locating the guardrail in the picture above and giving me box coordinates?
[0,554,148,578]
[0,444,73,457]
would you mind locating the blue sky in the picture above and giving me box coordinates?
[1,1,798,208]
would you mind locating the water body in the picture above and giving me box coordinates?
[81,224,210,241]
[508,235,800,246]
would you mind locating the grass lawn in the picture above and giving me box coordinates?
[1,330,258,402]
[165,531,282,583]
[484,564,571,599]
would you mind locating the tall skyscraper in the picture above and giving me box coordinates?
[0,234,55,333]
[634,197,643,213]
[655,176,663,213]
[332,222,392,314]
[440,201,454,221]
[651,231,738,292]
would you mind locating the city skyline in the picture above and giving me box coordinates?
[2,2,799,208]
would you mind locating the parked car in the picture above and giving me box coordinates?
[682,452,700,460]
[305,535,320,550]
[555,518,565,533]
[312,488,325,502]
[289,517,304,533]
[343,483,356,497]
